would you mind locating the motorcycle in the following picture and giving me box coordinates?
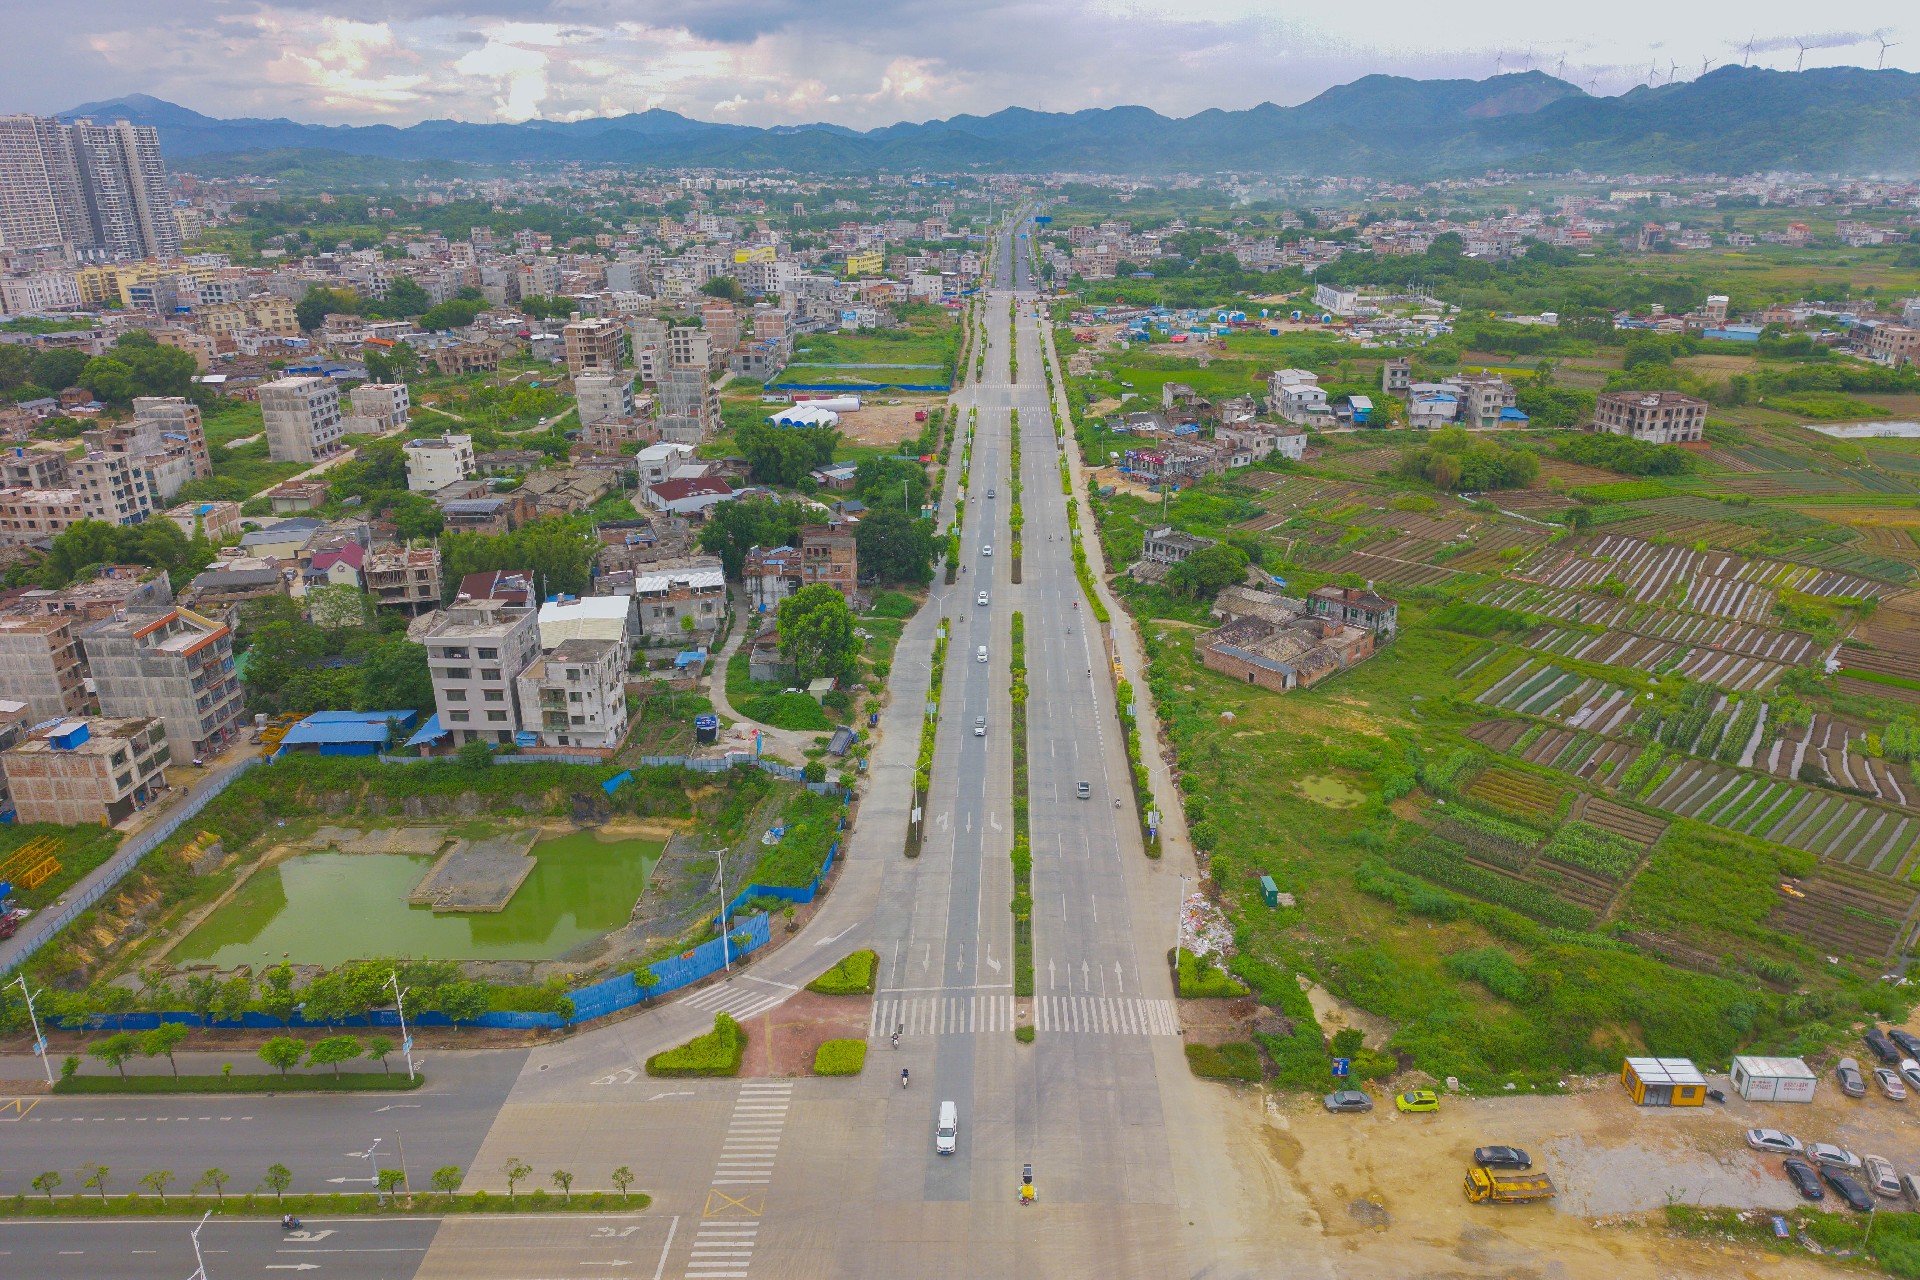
[901,1068,910,1089]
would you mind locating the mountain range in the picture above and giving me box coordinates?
[59,66,1920,177]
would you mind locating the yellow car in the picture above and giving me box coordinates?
[1395,1089,1439,1113]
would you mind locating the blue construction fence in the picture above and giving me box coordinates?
[770,380,953,394]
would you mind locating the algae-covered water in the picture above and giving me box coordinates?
[172,830,662,966]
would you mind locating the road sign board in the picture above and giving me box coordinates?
[1332,1057,1351,1078]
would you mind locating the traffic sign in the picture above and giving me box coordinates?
[1332,1057,1351,1078]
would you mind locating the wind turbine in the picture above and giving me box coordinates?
[1556,53,1568,80]
[1879,37,1901,69]
[1647,56,1660,86]
[1794,38,1808,72]
[1742,35,1756,66]
[1669,58,1680,84]
[1701,55,1716,77]
[1494,51,1505,75]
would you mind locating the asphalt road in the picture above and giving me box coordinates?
[0,1215,440,1280]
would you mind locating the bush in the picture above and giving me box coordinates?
[807,950,878,995]
[645,1013,745,1077]
[812,1038,867,1076]
[737,692,833,730]
[1185,1042,1262,1082]
[1014,1025,1035,1043]
[1174,948,1250,998]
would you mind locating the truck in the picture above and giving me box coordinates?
[1464,1166,1556,1204]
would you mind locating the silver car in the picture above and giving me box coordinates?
[1323,1090,1372,1113]
[1901,1057,1920,1091]
[973,715,986,737]
[1876,1066,1909,1101]
[1746,1129,1803,1155]
[1809,1143,1863,1171]
[1836,1057,1866,1098]
[1866,1156,1903,1199]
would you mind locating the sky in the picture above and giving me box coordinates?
[15,1,1918,129]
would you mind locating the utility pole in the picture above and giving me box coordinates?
[187,1209,214,1280]
[9,974,53,1085]
[715,847,732,973]
[1172,875,1190,981]
[386,971,417,1081]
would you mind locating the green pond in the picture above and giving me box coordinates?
[172,830,662,967]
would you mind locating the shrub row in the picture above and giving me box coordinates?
[1009,612,1035,999]
[807,950,878,995]
[1540,821,1640,880]
[645,1013,745,1077]
[812,1038,867,1076]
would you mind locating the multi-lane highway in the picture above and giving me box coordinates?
[2,214,1302,1279]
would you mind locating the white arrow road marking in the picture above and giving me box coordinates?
[990,812,1001,832]
[646,1091,694,1101]
[1115,961,1125,994]
[965,812,973,834]
[1081,960,1090,989]
[938,811,950,831]
[283,1231,334,1243]
[1048,959,1057,989]
[265,1266,319,1272]
[813,922,858,948]
[955,944,965,974]
[373,1104,420,1112]
[921,944,931,973]
[580,1262,633,1267]
[985,943,1001,974]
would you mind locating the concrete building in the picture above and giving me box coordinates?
[0,269,82,314]
[0,486,89,542]
[404,433,477,492]
[1197,612,1376,693]
[0,612,91,720]
[69,447,154,526]
[1864,325,1920,369]
[562,316,624,375]
[1382,356,1411,395]
[259,375,345,464]
[0,697,30,818]
[125,396,214,499]
[1456,373,1519,429]
[514,638,629,750]
[536,595,635,661]
[1,447,70,490]
[0,114,180,258]
[364,544,443,615]
[1140,526,1217,566]
[1305,584,1399,640]
[628,561,727,642]
[424,599,542,745]
[81,605,245,761]
[163,500,243,543]
[575,371,636,425]
[658,363,718,444]
[344,381,411,434]
[1593,390,1708,444]
[0,715,169,826]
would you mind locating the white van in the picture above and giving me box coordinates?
[936,1100,959,1155]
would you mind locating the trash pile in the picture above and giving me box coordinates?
[1179,892,1233,959]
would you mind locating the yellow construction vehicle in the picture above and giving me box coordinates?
[1464,1166,1556,1204]
[258,713,304,757]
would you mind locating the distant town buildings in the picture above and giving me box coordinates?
[404,433,477,491]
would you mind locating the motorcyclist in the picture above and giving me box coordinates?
[901,1067,910,1088]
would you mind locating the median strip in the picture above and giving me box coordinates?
[1009,612,1035,1020]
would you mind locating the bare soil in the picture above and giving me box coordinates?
[737,988,871,1077]
[836,397,945,449]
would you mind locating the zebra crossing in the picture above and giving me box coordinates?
[1034,995,1180,1036]
[870,993,1015,1037]
[680,1080,793,1280]
[677,974,798,1023]
[867,992,1181,1037]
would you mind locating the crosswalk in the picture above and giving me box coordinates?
[677,974,798,1023]
[1034,995,1180,1036]
[868,992,1181,1037]
[683,1079,793,1280]
[870,993,1015,1037]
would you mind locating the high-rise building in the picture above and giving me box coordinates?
[0,115,180,259]
[424,599,542,746]
[81,604,245,761]
[259,375,345,464]
[658,364,716,445]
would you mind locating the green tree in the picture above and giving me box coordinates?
[378,1167,407,1196]
[501,1158,532,1204]
[777,583,857,682]
[1165,543,1249,600]
[296,285,360,333]
[610,1165,634,1202]
[31,1170,62,1201]
[435,979,491,1022]
[140,1169,176,1204]
[853,456,929,513]
[28,346,89,393]
[307,1034,362,1078]
[853,507,934,585]
[89,1031,138,1079]
[737,420,838,487]
[363,1034,395,1074]
[140,1021,190,1077]
[308,583,376,631]
[550,1168,575,1203]
[260,962,298,1026]
[431,1165,463,1195]
[195,1167,230,1202]
[697,496,803,580]
[457,738,494,770]
[381,276,432,316]
[263,1162,293,1202]
[82,1163,111,1201]
[356,640,434,715]
[419,293,487,332]
[700,276,745,303]
[213,972,253,1024]
[258,1035,306,1076]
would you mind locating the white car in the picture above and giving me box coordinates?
[977,591,990,606]
[1809,1143,1863,1171]
[974,716,986,737]
[982,544,992,556]
[1901,1058,1920,1092]
[1876,1066,1909,1101]
[1867,1155,1904,1198]
[1746,1129,1803,1156]
[976,645,988,663]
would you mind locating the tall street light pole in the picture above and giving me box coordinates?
[1172,874,1190,987]
[187,1208,214,1280]
[9,973,53,1085]
[386,971,417,1081]
[715,848,732,974]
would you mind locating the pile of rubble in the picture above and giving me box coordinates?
[1179,892,1233,959]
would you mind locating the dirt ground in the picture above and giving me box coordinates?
[835,396,946,448]
[737,988,871,1077]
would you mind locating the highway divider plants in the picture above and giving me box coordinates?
[807,949,878,995]
[644,1012,745,1077]
[1114,676,1159,855]
[907,621,949,857]
[53,1073,423,1096]
[1009,612,1036,1005]
[0,1186,652,1220]
[1008,409,1024,582]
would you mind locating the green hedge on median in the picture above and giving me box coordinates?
[645,1013,745,1078]
[1185,1042,1261,1082]
[53,1073,425,1096]
[807,949,878,995]
[812,1038,867,1076]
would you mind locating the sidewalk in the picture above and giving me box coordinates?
[701,595,821,762]
[1035,307,1198,877]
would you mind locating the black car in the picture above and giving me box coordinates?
[1473,1146,1532,1170]
[1866,1028,1902,1065]
[1892,1028,1920,1060]
[1783,1157,1825,1201]
[1824,1168,1876,1212]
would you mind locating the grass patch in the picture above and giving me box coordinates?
[1176,949,1251,998]
[1015,1024,1035,1043]
[812,1038,867,1076]
[645,1013,745,1078]
[1185,1041,1262,1082]
[807,949,878,995]
[0,1190,649,1218]
[1839,668,1920,693]
[735,691,835,730]
[53,1073,424,1095]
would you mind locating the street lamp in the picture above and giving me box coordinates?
[713,848,732,974]
[187,1208,214,1280]
[356,1138,386,1204]
[386,971,417,1081]
[1172,874,1191,984]
[9,973,53,1085]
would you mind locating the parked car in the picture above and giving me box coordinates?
[1809,1143,1863,1171]
[1323,1090,1373,1113]
[1746,1130,1803,1156]
[1836,1057,1867,1098]
[1783,1157,1824,1200]
[1473,1146,1531,1170]
[1825,1169,1876,1212]
[1876,1066,1909,1101]
[988,488,996,499]
[1867,1027,1902,1065]
[1892,1028,1920,1059]
[1394,1090,1438,1113]
[1865,1155,1903,1199]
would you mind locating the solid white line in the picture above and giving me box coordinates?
[652,1214,680,1280]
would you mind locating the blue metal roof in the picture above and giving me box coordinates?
[404,714,448,748]
[279,710,418,746]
